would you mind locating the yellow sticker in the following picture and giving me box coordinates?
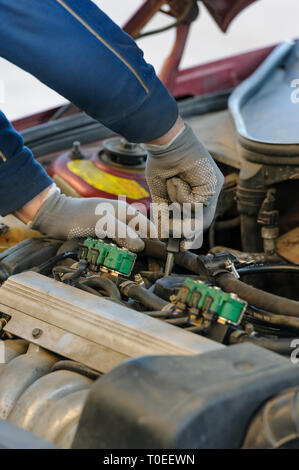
[67,160,149,200]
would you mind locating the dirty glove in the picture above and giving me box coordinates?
[31,186,154,252]
[146,123,224,245]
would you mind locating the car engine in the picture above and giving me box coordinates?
[0,41,299,447]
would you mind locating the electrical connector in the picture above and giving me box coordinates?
[78,238,136,276]
[175,278,247,325]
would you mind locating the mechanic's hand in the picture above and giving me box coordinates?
[146,123,224,238]
[31,186,154,252]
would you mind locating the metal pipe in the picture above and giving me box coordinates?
[30,389,89,447]
[0,340,28,376]
[0,344,57,420]
[8,370,92,432]
[57,422,79,449]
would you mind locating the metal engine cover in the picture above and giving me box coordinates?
[0,272,222,374]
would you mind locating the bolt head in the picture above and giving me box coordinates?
[32,328,43,339]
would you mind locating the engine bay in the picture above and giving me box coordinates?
[0,41,299,448]
[0,215,298,448]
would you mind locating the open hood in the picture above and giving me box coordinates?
[202,0,259,31]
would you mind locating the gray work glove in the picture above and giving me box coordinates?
[146,123,224,247]
[31,186,154,252]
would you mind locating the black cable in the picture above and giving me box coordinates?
[62,259,87,280]
[143,310,172,318]
[209,246,281,264]
[135,0,198,40]
[53,259,87,281]
[79,276,121,300]
[71,279,130,308]
[238,264,299,276]
[35,251,78,275]
[52,265,77,281]
[244,314,285,337]
[51,360,101,380]
[165,317,190,326]
[246,306,299,331]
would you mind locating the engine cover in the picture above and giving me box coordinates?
[0,272,222,373]
[73,343,299,449]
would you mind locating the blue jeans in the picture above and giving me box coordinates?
[0,0,178,215]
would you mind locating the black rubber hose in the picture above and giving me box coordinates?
[70,279,103,297]
[238,264,299,276]
[53,259,87,281]
[216,273,299,317]
[120,282,168,311]
[139,271,164,284]
[52,265,76,281]
[53,265,77,275]
[166,317,190,326]
[187,324,209,334]
[229,331,296,356]
[243,388,299,449]
[247,307,299,331]
[215,216,241,230]
[143,311,173,318]
[80,276,121,300]
[144,240,299,317]
[62,259,87,280]
[35,251,78,275]
[240,213,263,252]
[208,221,216,249]
[51,360,101,380]
[143,239,206,276]
[144,239,299,318]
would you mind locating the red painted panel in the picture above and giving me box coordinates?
[173,44,275,97]
[202,0,259,31]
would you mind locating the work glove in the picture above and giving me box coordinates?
[145,123,224,247]
[31,186,154,252]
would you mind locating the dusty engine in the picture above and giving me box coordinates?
[0,213,298,449]
[0,40,299,447]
